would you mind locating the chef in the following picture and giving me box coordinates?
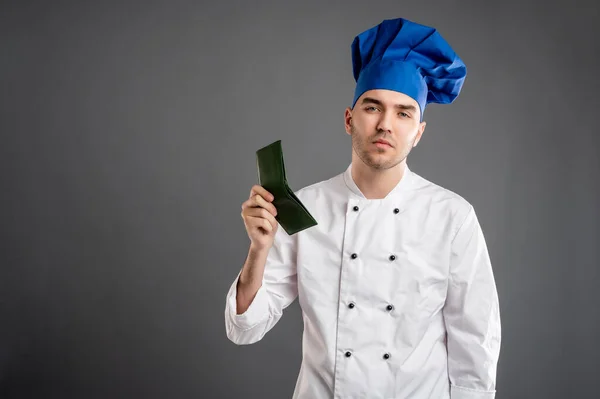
[225,17,501,399]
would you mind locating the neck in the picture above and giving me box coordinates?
[351,157,407,199]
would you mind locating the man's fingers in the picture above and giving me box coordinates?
[245,215,274,233]
[262,218,273,232]
[254,194,277,216]
[244,207,277,228]
[241,194,277,216]
[250,185,274,202]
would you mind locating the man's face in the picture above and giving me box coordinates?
[345,89,426,170]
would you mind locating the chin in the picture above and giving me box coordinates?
[364,157,393,170]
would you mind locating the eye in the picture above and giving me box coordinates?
[399,112,410,118]
[366,106,379,112]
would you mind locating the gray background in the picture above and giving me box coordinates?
[1,0,598,398]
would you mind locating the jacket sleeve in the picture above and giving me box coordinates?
[443,205,502,399]
[224,225,298,345]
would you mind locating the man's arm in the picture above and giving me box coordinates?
[443,205,501,398]
[235,244,270,315]
[225,225,298,345]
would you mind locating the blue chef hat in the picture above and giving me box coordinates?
[351,18,467,120]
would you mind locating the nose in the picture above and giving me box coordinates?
[376,110,394,133]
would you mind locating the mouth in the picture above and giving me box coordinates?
[373,140,393,148]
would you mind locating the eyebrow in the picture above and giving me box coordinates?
[361,97,417,112]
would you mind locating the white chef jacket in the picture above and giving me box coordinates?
[225,163,501,399]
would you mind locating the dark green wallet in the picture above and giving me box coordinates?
[256,140,318,235]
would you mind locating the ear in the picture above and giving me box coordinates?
[344,107,353,135]
[413,121,427,147]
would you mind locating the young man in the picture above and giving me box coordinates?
[225,17,501,399]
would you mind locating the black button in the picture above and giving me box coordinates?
[348,302,355,309]
[351,253,357,259]
[389,254,396,261]
[386,304,394,311]
[393,208,400,214]
[383,353,391,360]
[353,206,359,211]
[345,351,352,357]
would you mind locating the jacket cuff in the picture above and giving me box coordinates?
[451,385,496,399]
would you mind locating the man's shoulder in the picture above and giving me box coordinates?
[409,170,474,217]
[293,170,345,198]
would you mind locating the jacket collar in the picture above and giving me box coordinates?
[342,162,416,200]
